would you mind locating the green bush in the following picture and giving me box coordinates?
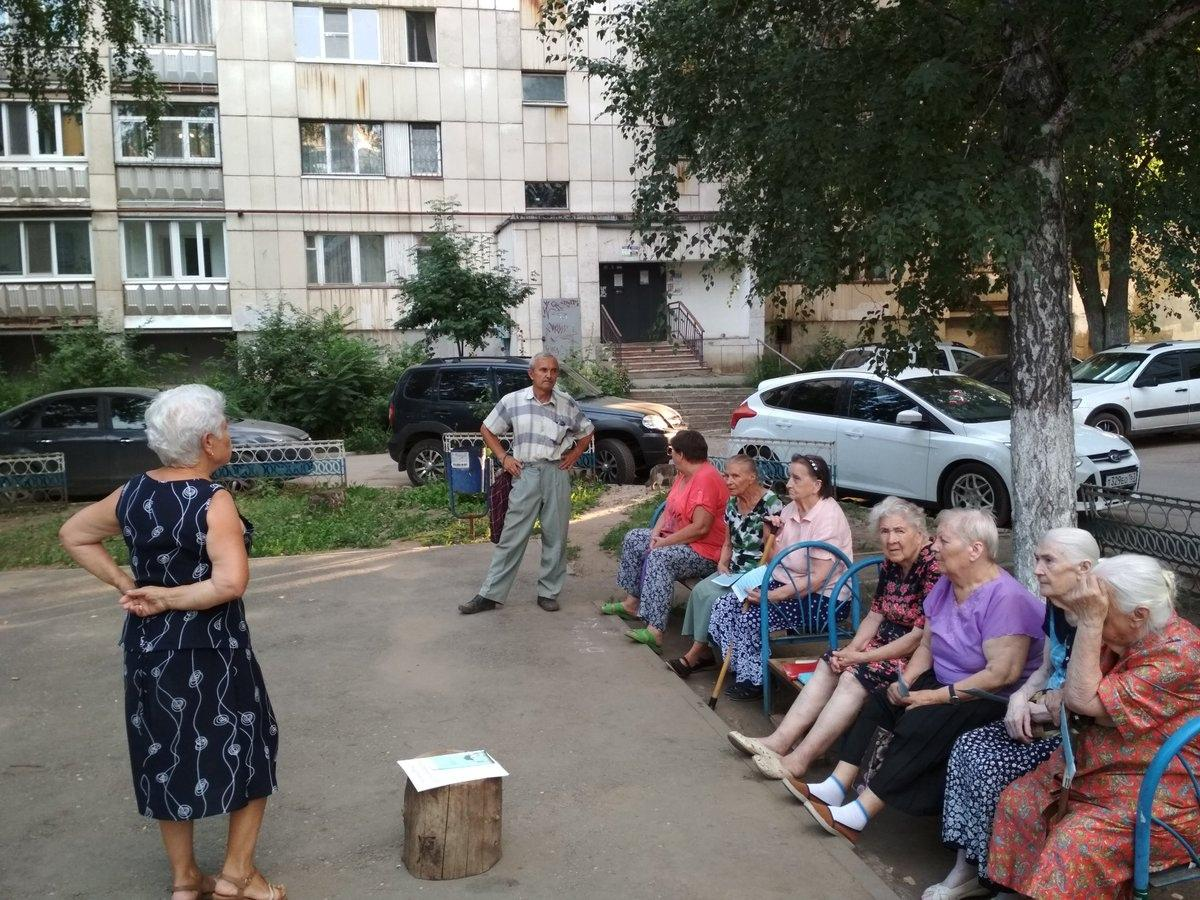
[797,328,848,372]
[744,352,797,386]
[209,305,427,441]
[564,347,632,397]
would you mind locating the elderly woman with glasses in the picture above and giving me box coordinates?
[58,385,285,900]
[729,495,940,776]
[706,454,853,702]
[667,454,784,678]
[797,509,1044,845]
[602,430,729,654]
[988,555,1200,900]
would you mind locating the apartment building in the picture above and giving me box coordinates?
[0,0,764,374]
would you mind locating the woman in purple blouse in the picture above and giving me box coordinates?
[792,508,1045,845]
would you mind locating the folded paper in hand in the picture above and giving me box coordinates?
[398,750,509,792]
[731,565,769,602]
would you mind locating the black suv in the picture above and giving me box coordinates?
[387,357,686,484]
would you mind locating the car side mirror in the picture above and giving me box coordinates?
[895,408,924,427]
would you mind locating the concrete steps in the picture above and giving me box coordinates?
[629,386,752,434]
[614,341,710,376]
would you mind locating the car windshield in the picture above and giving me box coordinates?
[1072,352,1147,384]
[556,363,604,400]
[899,375,1012,423]
[833,348,876,369]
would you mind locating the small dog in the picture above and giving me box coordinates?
[646,462,676,491]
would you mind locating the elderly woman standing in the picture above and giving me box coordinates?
[988,555,1200,899]
[798,509,1044,844]
[603,430,729,653]
[729,496,939,779]
[707,454,852,701]
[667,454,783,678]
[924,527,1100,900]
[58,385,284,900]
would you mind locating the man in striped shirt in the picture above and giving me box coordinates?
[459,353,595,614]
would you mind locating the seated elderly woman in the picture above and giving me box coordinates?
[988,555,1200,900]
[924,527,1100,900]
[602,430,729,653]
[667,454,783,678]
[796,509,1045,844]
[707,454,852,702]
[727,496,940,779]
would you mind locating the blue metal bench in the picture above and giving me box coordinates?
[1133,715,1200,898]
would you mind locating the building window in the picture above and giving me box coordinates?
[0,103,85,159]
[0,220,92,278]
[121,219,227,280]
[406,10,436,63]
[300,120,383,175]
[293,5,380,61]
[525,181,569,210]
[522,73,566,105]
[409,123,441,176]
[145,0,214,45]
[116,103,219,163]
[305,233,386,284]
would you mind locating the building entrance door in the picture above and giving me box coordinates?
[599,263,667,342]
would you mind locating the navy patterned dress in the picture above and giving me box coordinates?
[117,474,279,821]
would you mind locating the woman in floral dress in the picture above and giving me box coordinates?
[728,496,940,780]
[988,555,1200,900]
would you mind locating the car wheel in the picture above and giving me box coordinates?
[595,438,636,484]
[406,438,445,486]
[940,462,1011,526]
[1086,410,1127,437]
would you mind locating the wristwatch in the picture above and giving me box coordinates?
[947,684,961,704]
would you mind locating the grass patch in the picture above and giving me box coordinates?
[599,491,667,554]
[0,476,608,571]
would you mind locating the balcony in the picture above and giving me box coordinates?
[0,281,96,326]
[0,162,89,206]
[124,281,231,330]
[116,165,223,205]
[142,47,219,87]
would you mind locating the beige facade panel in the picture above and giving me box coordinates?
[0,164,89,205]
[124,282,232,317]
[116,166,224,204]
[0,282,97,320]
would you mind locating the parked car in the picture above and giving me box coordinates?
[387,357,686,485]
[958,354,1084,393]
[1071,340,1200,437]
[0,388,311,498]
[832,341,983,373]
[730,370,1139,525]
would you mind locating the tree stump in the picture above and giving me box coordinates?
[402,774,503,880]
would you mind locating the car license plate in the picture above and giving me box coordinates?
[1104,470,1138,488]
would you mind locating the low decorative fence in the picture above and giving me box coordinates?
[708,436,838,487]
[0,452,68,505]
[1078,484,1200,599]
[214,440,347,489]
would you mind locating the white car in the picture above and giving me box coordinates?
[1071,340,1200,437]
[832,342,983,373]
[730,370,1139,525]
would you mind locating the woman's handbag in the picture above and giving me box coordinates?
[488,468,513,544]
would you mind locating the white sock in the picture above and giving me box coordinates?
[829,799,869,832]
[809,775,846,806]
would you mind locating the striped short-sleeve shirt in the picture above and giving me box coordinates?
[483,386,595,462]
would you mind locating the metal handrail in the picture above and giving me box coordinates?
[600,305,623,347]
[666,299,704,365]
[754,338,803,375]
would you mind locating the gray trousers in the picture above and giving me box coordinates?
[681,571,729,642]
[479,460,571,604]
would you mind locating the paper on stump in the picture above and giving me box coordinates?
[731,565,769,602]
[398,750,509,792]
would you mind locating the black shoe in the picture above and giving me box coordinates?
[459,595,500,615]
[536,596,560,612]
[724,680,763,701]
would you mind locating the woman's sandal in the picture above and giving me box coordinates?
[170,877,215,899]
[624,627,662,653]
[667,655,716,678]
[600,601,638,621]
[213,869,287,900]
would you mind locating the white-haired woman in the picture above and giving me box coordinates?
[728,496,940,781]
[59,385,285,900]
[989,555,1200,899]
[924,527,1100,900]
[797,509,1045,845]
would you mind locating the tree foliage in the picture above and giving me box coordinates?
[394,202,534,356]
[0,0,165,123]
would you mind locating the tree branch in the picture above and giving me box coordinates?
[1045,0,1200,137]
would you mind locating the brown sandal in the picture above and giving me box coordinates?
[213,869,287,900]
[170,876,215,899]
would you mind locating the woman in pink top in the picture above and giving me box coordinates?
[707,454,853,701]
[603,430,729,653]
